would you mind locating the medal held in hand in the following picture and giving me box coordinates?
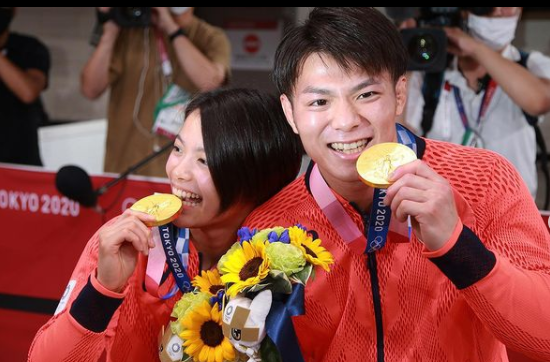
[130,193,183,227]
[356,142,417,188]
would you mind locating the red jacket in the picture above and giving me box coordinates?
[28,221,199,362]
[244,137,550,361]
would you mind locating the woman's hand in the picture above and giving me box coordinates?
[97,209,156,292]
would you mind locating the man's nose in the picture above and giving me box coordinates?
[331,99,361,131]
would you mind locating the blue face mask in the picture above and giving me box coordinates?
[0,8,14,34]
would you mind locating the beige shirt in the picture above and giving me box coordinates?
[105,16,230,177]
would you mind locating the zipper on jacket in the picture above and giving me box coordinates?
[357,207,384,362]
[367,252,384,362]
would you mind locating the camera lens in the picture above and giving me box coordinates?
[407,33,439,65]
[125,7,144,18]
[113,7,151,27]
[401,28,447,72]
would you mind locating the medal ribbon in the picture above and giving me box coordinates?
[145,224,192,298]
[310,124,416,254]
[449,79,497,146]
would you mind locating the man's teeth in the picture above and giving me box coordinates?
[330,139,368,154]
[173,189,201,206]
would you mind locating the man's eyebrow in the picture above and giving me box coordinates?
[301,78,379,96]
[350,78,378,93]
[301,86,333,96]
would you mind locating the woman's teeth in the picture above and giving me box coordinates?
[173,189,202,206]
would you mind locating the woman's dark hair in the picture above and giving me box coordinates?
[273,7,408,97]
[184,88,303,212]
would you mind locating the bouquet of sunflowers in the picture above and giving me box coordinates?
[159,224,334,362]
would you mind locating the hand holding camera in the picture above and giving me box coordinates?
[444,26,481,58]
[96,7,152,28]
[151,7,179,36]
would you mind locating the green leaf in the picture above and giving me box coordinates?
[291,263,313,285]
[260,336,282,362]
[268,270,293,294]
[244,282,270,293]
[269,269,290,281]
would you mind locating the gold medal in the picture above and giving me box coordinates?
[130,193,183,227]
[356,142,417,188]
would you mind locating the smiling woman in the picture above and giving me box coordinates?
[28,88,303,362]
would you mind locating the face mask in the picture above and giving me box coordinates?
[169,7,190,15]
[0,8,14,34]
[467,13,519,51]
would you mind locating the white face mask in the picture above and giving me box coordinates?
[170,7,190,15]
[467,13,519,51]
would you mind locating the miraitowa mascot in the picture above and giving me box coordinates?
[222,290,273,362]
[158,289,273,362]
[158,326,185,362]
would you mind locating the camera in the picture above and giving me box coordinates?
[399,7,462,73]
[396,7,494,72]
[111,7,151,28]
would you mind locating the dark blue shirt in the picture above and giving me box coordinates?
[0,32,50,166]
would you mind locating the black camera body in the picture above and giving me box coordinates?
[400,7,494,72]
[401,7,462,73]
[111,7,151,28]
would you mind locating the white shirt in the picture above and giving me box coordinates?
[406,45,550,198]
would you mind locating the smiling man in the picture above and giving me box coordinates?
[244,7,550,362]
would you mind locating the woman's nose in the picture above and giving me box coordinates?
[173,158,193,181]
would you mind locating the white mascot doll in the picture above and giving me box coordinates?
[222,289,273,362]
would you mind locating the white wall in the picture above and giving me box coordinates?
[38,119,106,174]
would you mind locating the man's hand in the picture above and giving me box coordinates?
[384,160,459,251]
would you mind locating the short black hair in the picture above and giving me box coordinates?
[185,88,303,212]
[273,7,408,97]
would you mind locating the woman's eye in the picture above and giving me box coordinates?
[198,158,208,166]
[172,145,181,153]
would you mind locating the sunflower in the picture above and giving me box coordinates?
[180,301,235,362]
[288,226,334,272]
[193,269,225,296]
[219,240,270,297]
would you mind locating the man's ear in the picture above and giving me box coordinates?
[395,75,407,117]
[281,94,299,134]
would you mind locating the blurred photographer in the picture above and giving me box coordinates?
[81,7,230,177]
[0,7,50,167]
[404,7,550,199]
